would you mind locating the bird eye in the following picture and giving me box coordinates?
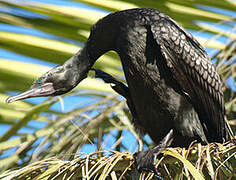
[37,78,43,84]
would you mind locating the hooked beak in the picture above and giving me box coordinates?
[6,83,55,103]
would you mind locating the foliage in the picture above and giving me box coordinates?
[0,143,235,179]
[0,0,235,179]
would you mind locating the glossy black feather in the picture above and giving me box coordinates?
[86,8,228,145]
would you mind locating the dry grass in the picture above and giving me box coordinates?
[0,141,235,180]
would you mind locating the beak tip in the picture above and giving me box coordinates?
[6,97,13,104]
[5,83,55,104]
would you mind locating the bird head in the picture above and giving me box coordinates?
[6,52,89,104]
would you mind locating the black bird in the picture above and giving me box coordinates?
[6,8,231,172]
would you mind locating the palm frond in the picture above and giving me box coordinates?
[0,142,235,179]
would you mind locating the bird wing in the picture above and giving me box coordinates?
[150,17,228,142]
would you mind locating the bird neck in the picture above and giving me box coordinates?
[63,15,119,85]
[65,47,90,70]
[74,46,92,70]
[61,46,92,87]
[85,15,119,63]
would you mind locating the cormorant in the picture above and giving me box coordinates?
[6,8,231,172]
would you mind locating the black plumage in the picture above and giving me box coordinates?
[6,8,230,172]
